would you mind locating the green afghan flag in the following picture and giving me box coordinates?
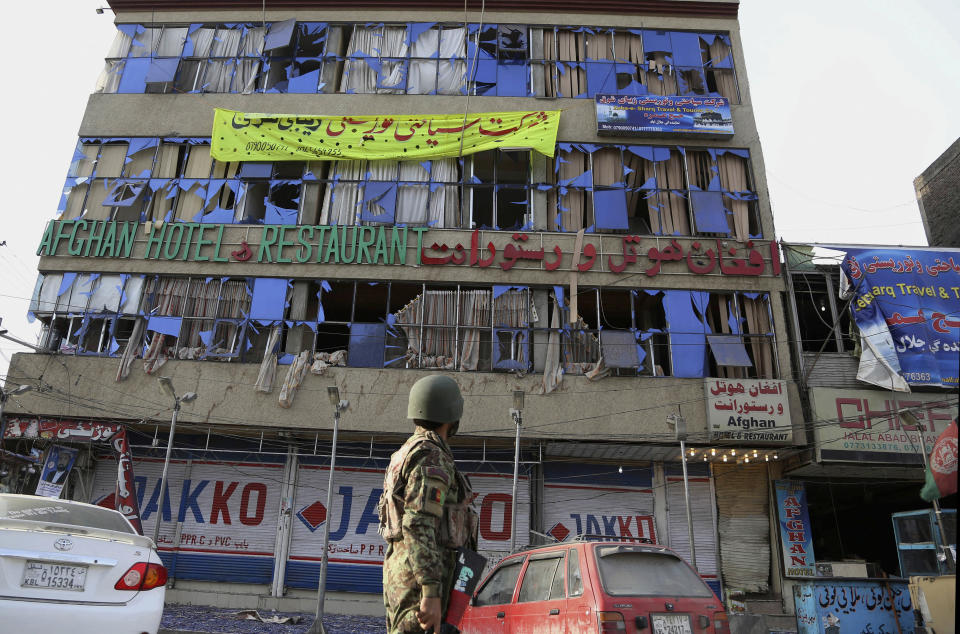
[920,419,958,502]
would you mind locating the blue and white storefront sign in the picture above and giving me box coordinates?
[596,94,733,136]
[775,480,816,578]
[841,248,960,389]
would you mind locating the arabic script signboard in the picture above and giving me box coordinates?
[705,378,792,442]
[596,94,733,136]
[211,109,560,162]
[840,248,960,388]
[38,220,783,280]
[810,388,958,464]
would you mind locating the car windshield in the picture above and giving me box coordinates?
[594,547,713,597]
[0,496,134,534]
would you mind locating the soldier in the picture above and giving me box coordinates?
[379,375,478,633]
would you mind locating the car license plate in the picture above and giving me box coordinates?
[652,614,693,634]
[21,561,88,591]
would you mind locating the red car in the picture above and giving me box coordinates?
[459,539,729,634]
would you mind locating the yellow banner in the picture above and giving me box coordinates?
[211,108,560,162]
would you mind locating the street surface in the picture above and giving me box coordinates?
[161,604,386,633]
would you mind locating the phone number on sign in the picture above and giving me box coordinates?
[842,442,908,451]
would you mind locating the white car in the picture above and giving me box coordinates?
[0,494,166,634]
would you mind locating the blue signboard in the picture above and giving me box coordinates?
[841,248,960,388]
[775,480,816,578]
[596,94,733,136]
[794,579,914,634]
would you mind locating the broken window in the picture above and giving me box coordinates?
[468,150,530,230]
[702,291,776,379]
[317,151,524,229]
[96,22,737,100]
[546,143,757,239]
[340,23,468,95]
[687,149,758,239]
[542,27,643,99]
[791,270,855,353]
[462,23,532,97]
[559,287,669,377]
[642,30,738,103]
[393,285,531,371]
[55,138,760,240]
[29,273,778,380]
[30,273,144,356]
[262,22,344,94]
[139,276,251,364]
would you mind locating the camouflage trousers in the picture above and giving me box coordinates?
[383,541,456,633]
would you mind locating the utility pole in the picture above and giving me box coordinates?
[667,412,697,571]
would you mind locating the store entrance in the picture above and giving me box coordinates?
[804,479,956,577]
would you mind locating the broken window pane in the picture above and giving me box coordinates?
[129,27,161,57]
[250,278,289,321]
[348,323,386,367]
[600,330,640,368]
[690,190,730,235]
[69,143,99,178]
[663,290,708,378]
[96,143,129,178]
[707,334,752,367]
[158,27,188,56]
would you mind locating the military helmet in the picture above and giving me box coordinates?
[407,375,464,424]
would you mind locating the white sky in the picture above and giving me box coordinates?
[1,0,958,377]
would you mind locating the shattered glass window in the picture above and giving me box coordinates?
[99,22,344,95]
[95,22,739,101]
[30,271,777,380]
[54,137,758,239]
[339,23,470,95]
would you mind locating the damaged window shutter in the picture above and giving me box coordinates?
[706,334,752,367]
[249,278,289,321]
[690,190,730,234]
[264,18,296,51]
[144,58,180,84]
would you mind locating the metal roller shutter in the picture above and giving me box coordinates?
[91,455,282,584]
[285,463,386,593]
[284,460,530,593]
[543,463,656,543]
[666,472,720,596]
[712,463,770,593]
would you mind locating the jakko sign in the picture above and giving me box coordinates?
[92,457,530,588]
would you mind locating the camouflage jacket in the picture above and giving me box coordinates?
[379,427,477,595]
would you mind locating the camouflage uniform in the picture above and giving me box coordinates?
[379,427,477,634]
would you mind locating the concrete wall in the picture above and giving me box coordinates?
[7,351,803,445]
[914,137,960,248]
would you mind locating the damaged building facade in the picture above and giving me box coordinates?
[780,244,957,603]
[6,0,805,621]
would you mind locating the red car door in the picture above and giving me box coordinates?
[508,550,568,634]
[460,556,525,634]
[563,545,597,633]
